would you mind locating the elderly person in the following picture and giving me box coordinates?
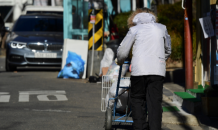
[117,8,171,130]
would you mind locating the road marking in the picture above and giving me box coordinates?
[0,92,10,102]
[37,95,68,101]
[19,90,68,102]
[19,95,29,102]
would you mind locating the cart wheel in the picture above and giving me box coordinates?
[105,107,112,130]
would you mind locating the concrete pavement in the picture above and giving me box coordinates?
[163,68,218,130]
[162,82,218,130]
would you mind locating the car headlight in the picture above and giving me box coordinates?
[10,41,26,49]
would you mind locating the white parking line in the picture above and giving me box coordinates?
[0,92,10,102]
[19,90,68,102]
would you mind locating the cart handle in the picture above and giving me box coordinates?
[124,61,130,64]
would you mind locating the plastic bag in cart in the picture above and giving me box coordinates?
[99,48,114,76]
[105,79,130,112]
[105,61,129,83]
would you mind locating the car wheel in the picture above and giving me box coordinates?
[5,59,16,72]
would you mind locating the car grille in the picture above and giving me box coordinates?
[28,44,45,50]
[26,58,62,63]
[47,45,62,51]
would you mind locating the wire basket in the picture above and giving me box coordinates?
[101,75,130,112]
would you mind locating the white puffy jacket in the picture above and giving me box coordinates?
[117,13,171,77]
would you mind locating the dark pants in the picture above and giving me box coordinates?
[130,75,164,130]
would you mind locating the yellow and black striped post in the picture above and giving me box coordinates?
[88,9,103,51]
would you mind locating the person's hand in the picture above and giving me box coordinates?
[115,58,122,66]
[104,31,110,37]
[115,58,118,64]
[129,64,131,72]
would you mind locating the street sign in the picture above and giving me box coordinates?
[90,15,96,24]
[88,9,103,76]
[199,16,214,38]
[88,9,103,51]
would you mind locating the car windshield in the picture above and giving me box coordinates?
[13,17,63,32]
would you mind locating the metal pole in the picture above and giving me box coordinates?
[103,0,105,53]
[90,9,95,76]
[183,0,193,89]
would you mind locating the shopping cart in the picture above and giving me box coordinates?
[101,62,133,130]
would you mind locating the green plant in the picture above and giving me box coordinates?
[158,2,196,61]
[113,11,132,37]
[158,2,184,35]
[169,32,184,61]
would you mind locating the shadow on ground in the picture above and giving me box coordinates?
[0,122,23,130]
[112,122,133,130]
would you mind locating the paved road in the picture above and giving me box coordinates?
[0,57,204,130]
[0,57,107,130]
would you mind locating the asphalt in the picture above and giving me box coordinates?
[0,65,105,130]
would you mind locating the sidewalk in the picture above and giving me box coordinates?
[162,68,218,130]
[161,87,201,130]
[0,48,5,58]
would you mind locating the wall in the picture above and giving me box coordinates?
[195,0,210,87]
